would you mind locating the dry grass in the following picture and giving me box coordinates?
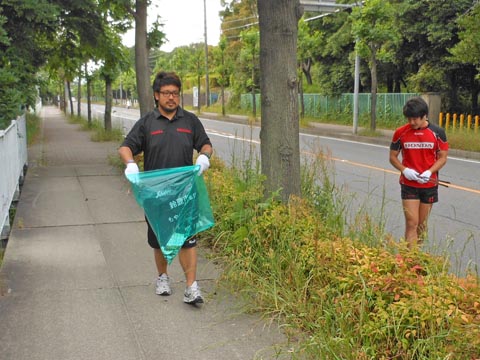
[447,129,480,152]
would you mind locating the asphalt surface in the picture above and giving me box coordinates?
[0,106,292,360]
[200,111,480,161]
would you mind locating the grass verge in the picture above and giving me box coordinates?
[446,129,480,152]
[203,155,480,359]
[26,112,41,145]
[67,114,124,142]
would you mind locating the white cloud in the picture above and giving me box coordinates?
[122,0,223,52]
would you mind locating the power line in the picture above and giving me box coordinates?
[222,21,259,33]
[222,16,257,24]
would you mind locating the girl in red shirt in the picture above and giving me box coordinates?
[389,97,448,247]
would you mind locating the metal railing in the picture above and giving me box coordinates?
[0,114,28,240]
[240,92,419,125]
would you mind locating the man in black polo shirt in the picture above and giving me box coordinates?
[118,71,213,304]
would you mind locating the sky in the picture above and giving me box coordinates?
[122,0,223,52]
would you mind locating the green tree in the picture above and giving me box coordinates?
[212,36,233,116]
[190,45,205,112]
[0,0,59,127]
[448,3,480,114]
[303,6,356,95]
[352,0,399,131]
[220,0,258,105]
[397,0,474,112]
[126,2,166,116]
[297,18,322,116]
[98,31,131,131]
[171,46,193,105]
[239,27,260,118]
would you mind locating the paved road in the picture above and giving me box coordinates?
[0,106,291,360]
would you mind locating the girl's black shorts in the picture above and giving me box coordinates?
[401,184,438,204]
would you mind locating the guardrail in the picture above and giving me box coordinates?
[0,114,28,241]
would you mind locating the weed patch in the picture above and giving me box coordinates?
[447,130,480,152]
[68,115,124,142]
[26,112,41,145]
[204,158,480,359]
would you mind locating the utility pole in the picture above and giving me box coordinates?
[353,49,360,134]
[204,0,210,107]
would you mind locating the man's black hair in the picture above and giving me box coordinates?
[403,97,429,118]
[152,71,181,106]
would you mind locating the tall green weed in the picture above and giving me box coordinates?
[67,115,124,142]
[204,155,480,359]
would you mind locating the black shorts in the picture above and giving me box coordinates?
[146,217,197,249]
[401,184,438,204]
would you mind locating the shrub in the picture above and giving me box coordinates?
[205,159,480,359]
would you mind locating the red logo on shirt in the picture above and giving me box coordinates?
[151,130,164,135]
[177,128,192,134]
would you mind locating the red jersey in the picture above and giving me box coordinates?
[390,122,448,188]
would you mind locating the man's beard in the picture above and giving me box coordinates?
[160,103,177,114]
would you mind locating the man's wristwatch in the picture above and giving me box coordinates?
[200,152,211,159]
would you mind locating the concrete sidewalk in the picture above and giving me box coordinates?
[0,106,290,360]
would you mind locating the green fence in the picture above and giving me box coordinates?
[240,93,419,125]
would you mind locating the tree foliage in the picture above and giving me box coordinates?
[0,0,59,127]
[352,0,399,130]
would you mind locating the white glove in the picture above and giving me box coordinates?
[124,162,139,176]
[418,170,432,184]
[402,167,420,181]
[195,154,210,175]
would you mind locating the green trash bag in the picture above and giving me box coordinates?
[126,165,215,264]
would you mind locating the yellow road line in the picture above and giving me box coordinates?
[303,150,480,195]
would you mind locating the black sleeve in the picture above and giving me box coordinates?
[192,117,212,152]
[430,123,447,143]
[390,139,401,151]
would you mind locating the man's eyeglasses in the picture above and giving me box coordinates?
[159,91,180,98]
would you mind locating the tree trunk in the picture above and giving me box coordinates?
[221,52,226,116]
[67,81,74,115]
[77,68,81,116]
[299,69,305,118]
[370,49,377,131]
[221,85,225,116]
[258,0,302,203]
[85,63,92,126]
[87,79,92,126]
[105,79,113,131]
[302,58,312,85]
[135,0,154,116]
[251,84,256,118]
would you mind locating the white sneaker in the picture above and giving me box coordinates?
[183,281,204,304]
[155,274,172,296]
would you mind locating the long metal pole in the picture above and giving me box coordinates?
[204,0,210,107]
[353,50,360,134]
